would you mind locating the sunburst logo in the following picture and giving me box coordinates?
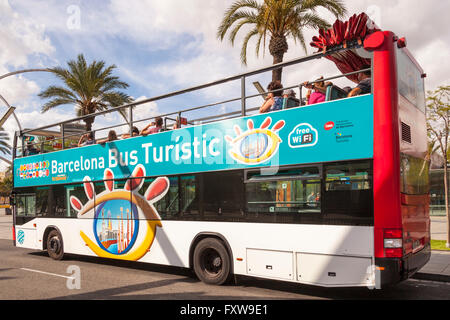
[69,165,169,261]
[225,117,285,165]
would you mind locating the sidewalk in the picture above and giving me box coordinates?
[1,209,449,282]
[413,250,450,283]
[413,216,450,282]
[0,209,12,240]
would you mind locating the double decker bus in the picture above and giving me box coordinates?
[11,13,430,288]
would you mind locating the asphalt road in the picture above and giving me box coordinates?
[1,239,449,302]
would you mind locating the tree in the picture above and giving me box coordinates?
[0,127,11,156]
[0,175,12,199]
[426,85,450,247]
[217,0,347,82]
[39,54,133,132]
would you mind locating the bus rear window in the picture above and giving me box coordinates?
[397,48,425,112]
[400,154,429,195]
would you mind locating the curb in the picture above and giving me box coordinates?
[412,272,450,283]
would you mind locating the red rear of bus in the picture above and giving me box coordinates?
[370,31,430,286]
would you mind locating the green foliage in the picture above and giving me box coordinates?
[426,85,450,244]
[0,175,12,197]
[430,240,450,251]
[0,127,11,156]
[427,86,450,162]
[39,54,134,131]
[217,0,347,81]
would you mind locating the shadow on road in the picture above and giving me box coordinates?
[26,251,450,300]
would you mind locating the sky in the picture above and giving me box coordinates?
[0,0,449,169]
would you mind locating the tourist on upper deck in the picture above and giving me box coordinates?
[78,132,96,147]
[98,130,118,144]
[303,76,330,105]
[25,142,40,156]
[259,81,284,113]
[347,65,371,97]
[122,126,140,139]
[283,89,296,99]
[141,117,163,135]
[342,86,352,94]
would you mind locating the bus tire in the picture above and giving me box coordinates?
[46,229,64,260]
[193,237,231,285]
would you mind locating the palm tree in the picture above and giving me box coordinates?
[218,0,347,82]
[0,127,11,155]
[39,54,133,132]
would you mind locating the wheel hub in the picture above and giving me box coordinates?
[49,237,60,253]
[212,256,222,268]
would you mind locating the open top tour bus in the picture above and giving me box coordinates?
[12,13,430,288]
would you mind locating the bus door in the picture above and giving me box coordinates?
[14,191,39,249]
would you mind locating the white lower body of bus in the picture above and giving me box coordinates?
[15,218,378,288]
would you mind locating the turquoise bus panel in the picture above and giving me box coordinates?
[14,95,373,187]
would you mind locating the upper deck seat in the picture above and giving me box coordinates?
[325,85,348,102]
[282,97,300,109]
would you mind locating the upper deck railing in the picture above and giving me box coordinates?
[14,42,372,160]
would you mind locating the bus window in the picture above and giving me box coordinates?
[400,154,429,195]
[34,185,67,217]
[137,176,179,219]
[17,192,36,217]
[397,48,425,112]
[36,187,49,217]
[180,175,199,219]
[66,183,89,218]
[324,161,373,225]
[53,185,67,217]
[202,171,244,221]
[245,167,321,224]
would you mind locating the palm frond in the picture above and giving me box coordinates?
[219,0,347,73]
[0,127,11,155]
[228,12,259,45]
[300,0,347,18]
[39,53,132,130]
[217,0,262,40]
[240,28,260,65]
[41,98,77,113]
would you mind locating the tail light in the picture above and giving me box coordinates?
[384,228,403,258]
[12,226,15,241]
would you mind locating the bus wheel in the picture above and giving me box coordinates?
[193,238,231,285]
[47,230,64,260]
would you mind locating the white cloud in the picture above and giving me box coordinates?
[132,96,159,118]
[416,39,450,92]
[339,0,450,91]
[107,0,228,46]
[0,0,55,111]
[2,0,449,135]
[0,1,54,68]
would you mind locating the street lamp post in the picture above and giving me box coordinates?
[0,68,51,81]
[0,68,52,164]
[0,68,52,132]
[0,97,21,131]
